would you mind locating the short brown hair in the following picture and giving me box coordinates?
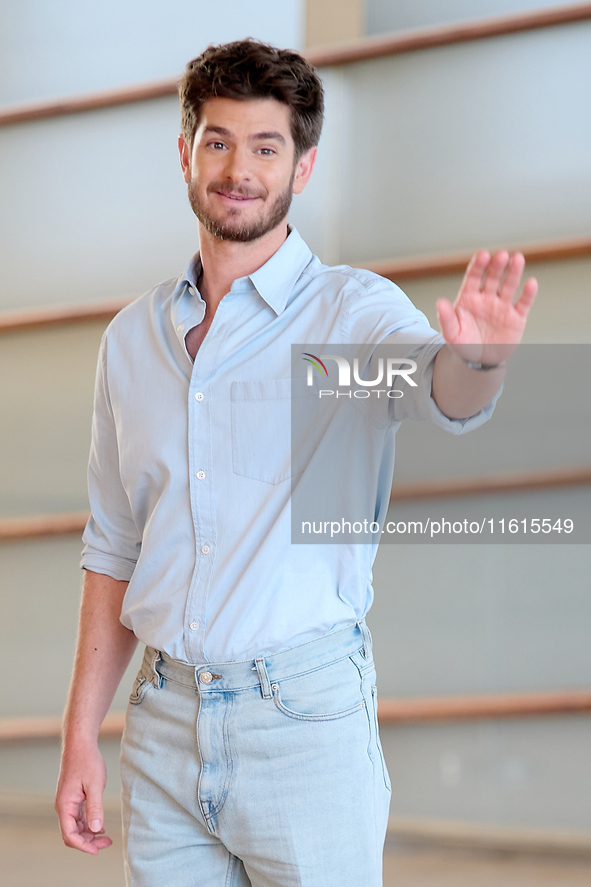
[179,39,324,159]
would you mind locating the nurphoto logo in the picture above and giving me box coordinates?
[302,352,418,398]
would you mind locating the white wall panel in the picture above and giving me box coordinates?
[0,536,143,719]
[380,717,591,829]
[0,741,124,800]
[3,27,588,310]
[367,0,582,35]
[288,67,346,263]
[370,540,591,693]
[0,0,303,106]
[400,258,591,344]
[337,25,591,262]
[0,101,196,311]
[0,323,104,515]
[0,94,329,312]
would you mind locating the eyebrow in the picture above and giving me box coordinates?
[203,125,286,145]
[251,131,286,145]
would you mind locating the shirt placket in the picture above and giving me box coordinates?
[182,296,232,662]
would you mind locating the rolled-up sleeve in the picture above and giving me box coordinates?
[419,345,502,434]
[344,276,500,433]
[80,332,141,581]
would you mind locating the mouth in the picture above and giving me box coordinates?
[211,187,263,205]
[215,192,259,203]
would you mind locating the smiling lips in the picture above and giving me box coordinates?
[210,184,264,203]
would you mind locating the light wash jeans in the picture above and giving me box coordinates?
[120,622,391,886]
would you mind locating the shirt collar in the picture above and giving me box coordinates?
[171,225,312,315]
[170,254,205,349]
[248,226,313,315]
[173,253,202,295]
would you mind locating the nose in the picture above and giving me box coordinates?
[222,146,251,184]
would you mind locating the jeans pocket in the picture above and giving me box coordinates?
[129,670,154,706]
[271,655,367,722]
[370,685,391,791]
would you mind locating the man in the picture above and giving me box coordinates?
[55,39,537,886]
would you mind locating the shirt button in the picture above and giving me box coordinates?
[195,392,204,401]
[189,621,199,631]
[201,544,210,555]
[196,470,206,480]
[189,286,196,296]
[176,323,185,332]
[199,671,213,684]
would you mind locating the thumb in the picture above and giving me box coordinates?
[436,298,460,342]
[85,784,104,833]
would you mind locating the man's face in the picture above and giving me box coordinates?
[179,97,315,243]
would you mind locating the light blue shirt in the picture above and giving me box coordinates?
[81,227,495,663]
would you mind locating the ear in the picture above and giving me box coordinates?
[292,146,317,195]
[178,135,191,183]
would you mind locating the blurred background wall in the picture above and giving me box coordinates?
[1,0,590,841]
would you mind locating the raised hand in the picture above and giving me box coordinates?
[436,250,538,366]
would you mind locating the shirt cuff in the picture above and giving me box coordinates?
[79,550,137,582]
[428,382,503,435]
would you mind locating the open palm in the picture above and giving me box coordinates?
[437,250,538,365]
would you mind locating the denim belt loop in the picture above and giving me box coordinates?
[358,621,373,660]
[149,648,163,688]
[254,658,272,699]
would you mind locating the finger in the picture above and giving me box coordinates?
[482,250,509,296]
[436,298,461,343]
[458,250,490,299]
[85,783,105,834]
[76,820,106,836]
[69,830,113,855]
[77,824,113,851]
[59,808,109,855]
[499,252,526,302]
[514,276,538,317]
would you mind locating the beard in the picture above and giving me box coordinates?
[187,171,295,243]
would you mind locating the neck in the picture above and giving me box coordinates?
[197,221,288,309]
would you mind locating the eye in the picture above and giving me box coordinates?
[207,141,227,150]
[258,147,276,156]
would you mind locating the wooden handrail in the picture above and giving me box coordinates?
[378,689,591,724]
[1,235,590,335]
[0,297,132,334]
[387,816,591,855]
[390,465,591,503]
[0,511,89,541]
[362,236,591,282]
[0,79,179,128]
[0,712,124,746]
[1,464,590,542]
[2,689,590,744]
[1,4,590,128]
[307,2,591,67]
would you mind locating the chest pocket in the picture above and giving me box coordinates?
[231,379,294,485]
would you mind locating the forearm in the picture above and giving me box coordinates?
[62,569,137,747]
[431,344,505,420]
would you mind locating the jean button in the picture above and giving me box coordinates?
[199,671,213,684]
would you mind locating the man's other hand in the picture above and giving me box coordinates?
[55,742,113,855]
